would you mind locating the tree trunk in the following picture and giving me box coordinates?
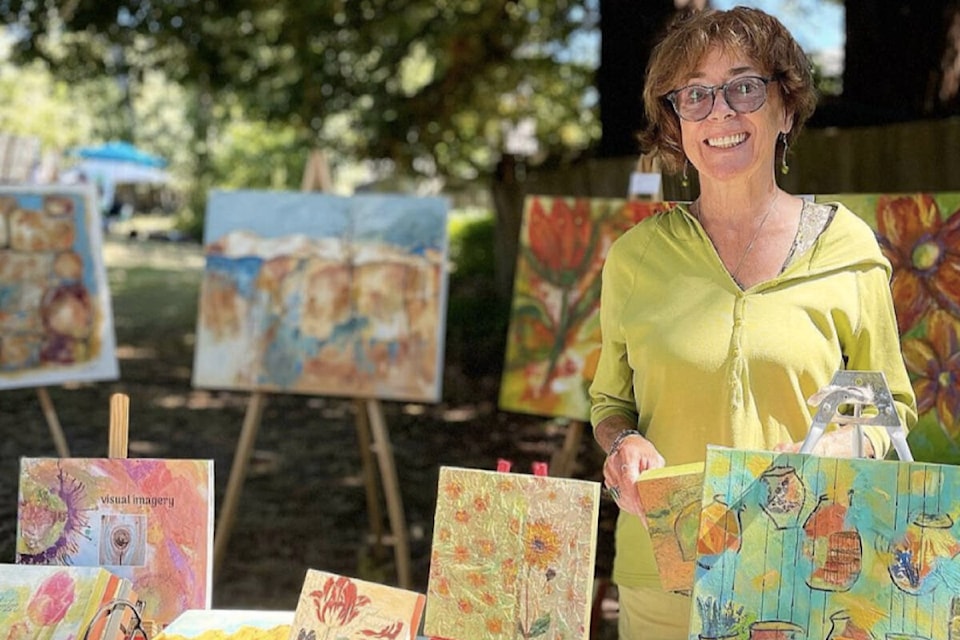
[596,0,677,157]
[843,1,960,121]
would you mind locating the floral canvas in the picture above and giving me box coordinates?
[0,564,137,640]
[499,197,674,420]
[424,467,601,640]
[690,445,960,640]
[16,457,214,628]
[0,186,118,389]
[192,190,449,402]
[155,610,293,640]
[815,193,960,464]
[635,462,705,594]
[290,569,425,640]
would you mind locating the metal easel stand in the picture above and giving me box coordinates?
[799,370,913,462]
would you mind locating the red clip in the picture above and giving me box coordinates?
[531,461,549,476]
[496,459,513,473]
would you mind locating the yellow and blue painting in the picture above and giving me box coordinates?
[192,190,449,403]
[691,446,960,640]
[0,186,117,389]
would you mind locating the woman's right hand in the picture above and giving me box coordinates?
[601,429,666,521]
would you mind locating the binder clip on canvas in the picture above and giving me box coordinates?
[799,370,912,461]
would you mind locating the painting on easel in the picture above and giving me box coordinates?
[192,190,449,402]
[498,196,674,420]
[814,192,960,464]
[0,186,118,390]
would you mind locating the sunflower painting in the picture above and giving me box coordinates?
[423,467,601,640]
[816,193,960,463]
[499,197,674,420]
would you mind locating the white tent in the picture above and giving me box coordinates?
[66,141,171,212]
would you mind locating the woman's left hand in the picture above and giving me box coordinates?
[602,432,666,521]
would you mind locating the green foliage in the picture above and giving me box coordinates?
[445,210,510,377]
[0,0,600,186]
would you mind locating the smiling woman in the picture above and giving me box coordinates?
[588,6,917,639]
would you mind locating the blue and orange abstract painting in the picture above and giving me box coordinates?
[192,190,449,402]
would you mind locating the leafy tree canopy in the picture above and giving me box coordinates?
[0,0,601,186]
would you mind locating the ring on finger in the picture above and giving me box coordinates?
[620,463,630,472]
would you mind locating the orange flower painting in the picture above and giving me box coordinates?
[499,197,673,420]
[817,193,960,463]
[424,467,600,640]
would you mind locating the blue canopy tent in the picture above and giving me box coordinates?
[68,141,170,213]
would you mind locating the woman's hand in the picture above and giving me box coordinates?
[597,421,666,520]
[772,426,875,458]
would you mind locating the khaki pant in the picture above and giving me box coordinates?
[617,584,691,640]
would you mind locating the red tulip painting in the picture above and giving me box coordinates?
[816,193,960,463]
[291,570,425,640]
[499,197,673,420]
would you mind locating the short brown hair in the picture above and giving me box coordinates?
[639,7,818,173]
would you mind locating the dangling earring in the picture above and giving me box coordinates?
[681,159,690,187]
[780,133,790,175]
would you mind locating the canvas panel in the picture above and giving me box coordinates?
[690,445,960,640]
[424,466,601,640]
[0,186,118,389]
[192,190,449,403]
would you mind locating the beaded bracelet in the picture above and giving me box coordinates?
[607,429,641,457]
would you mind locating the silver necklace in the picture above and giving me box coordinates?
[694,192,779,283]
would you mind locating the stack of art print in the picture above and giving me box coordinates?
[155,609,293,640]
[192,190,449,403]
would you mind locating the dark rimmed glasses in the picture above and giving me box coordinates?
[666,76,775,122]
[82,598,149,640]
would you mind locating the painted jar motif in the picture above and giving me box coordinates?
[697,494,742,569]
[888,511,960,595]
[803,491,862,592]
[759,465,806,530]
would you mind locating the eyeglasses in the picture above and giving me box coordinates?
[82,599,149,640]
[666,76,774,122]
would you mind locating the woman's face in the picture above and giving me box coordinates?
[677,47,791,185]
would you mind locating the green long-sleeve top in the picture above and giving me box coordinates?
[589,202,917,588]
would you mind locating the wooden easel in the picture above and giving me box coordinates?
[36,387,71,457]
[212,149,412,589]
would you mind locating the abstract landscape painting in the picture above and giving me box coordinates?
[0,186,117,389]
[192,190,449,402]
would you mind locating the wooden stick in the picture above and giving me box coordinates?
[365,398,412,589]
[36,387,70,457]
[549,419,585,478]
[214,390,267,575]
[354,398,386,559]
[108,393,130,458]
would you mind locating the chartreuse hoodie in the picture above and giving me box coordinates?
[589,202,917,588]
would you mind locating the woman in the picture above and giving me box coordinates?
[588,7,917,639]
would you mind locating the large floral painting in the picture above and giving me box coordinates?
[499,197,673,420]
[0,186,118,390]
[423,467,601,640]
[816,193,960,463]
[691,445,960,640]
[192,190,449,402]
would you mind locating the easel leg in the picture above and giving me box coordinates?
[365,399,412,589]
[214,391,267,575]
[36,387,70,457]
[550,419,585,478]
[354,398,386,559]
